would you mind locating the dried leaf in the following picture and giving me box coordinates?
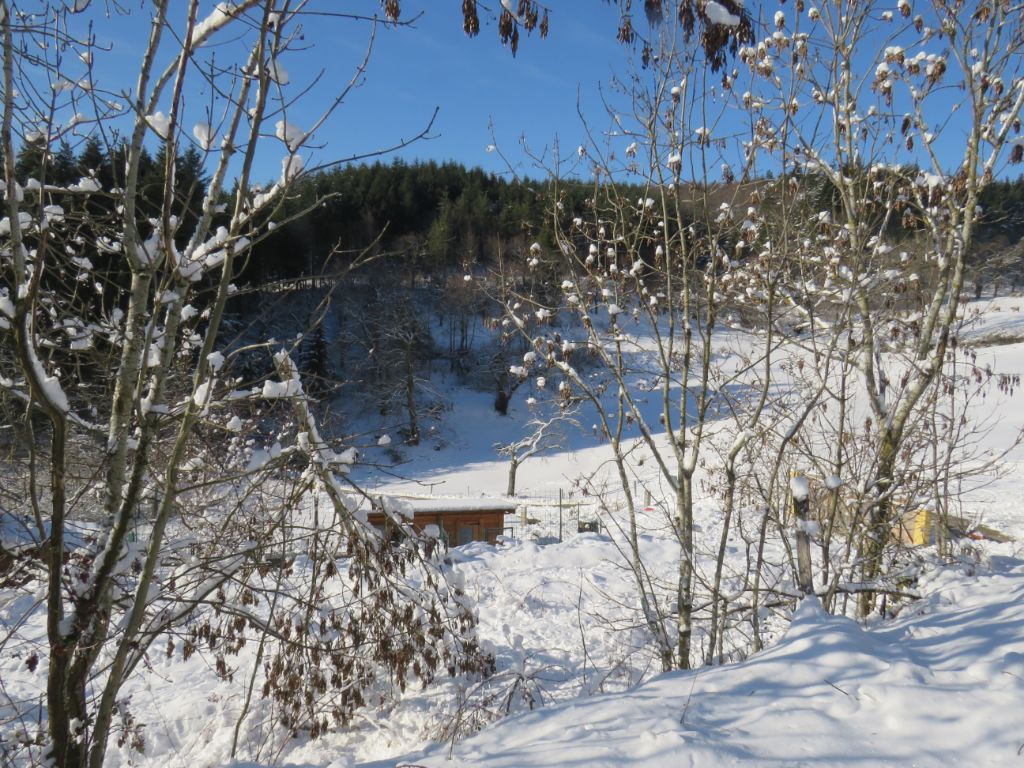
[462,0,480,36]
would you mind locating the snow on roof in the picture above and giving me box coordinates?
[383,496,519,514]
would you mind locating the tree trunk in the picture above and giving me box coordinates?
[506,456,519,497]
[404,343,419,445]
[44,423,90,768]
[494,389,509,416]
[793,488,814,596]
[676,472,694,669]
[706,461,737,665]
[859,435,897,616]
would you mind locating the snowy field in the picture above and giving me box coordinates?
[4,298,1024,767]
[400,560,1024,768]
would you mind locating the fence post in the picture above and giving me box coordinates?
[558,488,563,542]
[791,470,814,595]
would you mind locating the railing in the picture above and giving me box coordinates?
[501,490,602,542]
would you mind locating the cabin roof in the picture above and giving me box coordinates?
[367,495,518,516]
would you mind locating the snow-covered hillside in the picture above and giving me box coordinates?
[4,300,1024,768]
[373,300,1024,768]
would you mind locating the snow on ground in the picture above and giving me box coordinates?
[5,297,1024,767]
[953,297,1024,541]
[961,296,1024,346]
[86,531,695,767]
[354,296,1024,767]
[389,553,1024,768]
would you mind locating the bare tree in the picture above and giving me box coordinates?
[497,7,763,670]
[498,0,1024,674]
[495,412,578,496]
[730,0,1024,615]
[0,2,557,764]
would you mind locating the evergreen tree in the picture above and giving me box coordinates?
[299,321,331,396]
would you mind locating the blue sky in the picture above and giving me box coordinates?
[68,2,1005,185]
[265,2,632,180]
[75,1,634,182]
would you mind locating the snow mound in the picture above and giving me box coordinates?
[394,560,1024,768]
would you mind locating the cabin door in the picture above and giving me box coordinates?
[456,522,478,545]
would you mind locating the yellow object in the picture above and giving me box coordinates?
[910,508,934,546]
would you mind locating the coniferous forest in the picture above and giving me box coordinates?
[5,4,1024,767]
[14,136,1024,295]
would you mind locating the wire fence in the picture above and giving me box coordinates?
[502,490,603,542]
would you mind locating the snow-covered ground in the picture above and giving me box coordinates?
[4,298,1024,767]
[291,296,1024,767]
[397,556,1024,768]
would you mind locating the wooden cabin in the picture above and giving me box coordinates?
[367,496,518,545]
